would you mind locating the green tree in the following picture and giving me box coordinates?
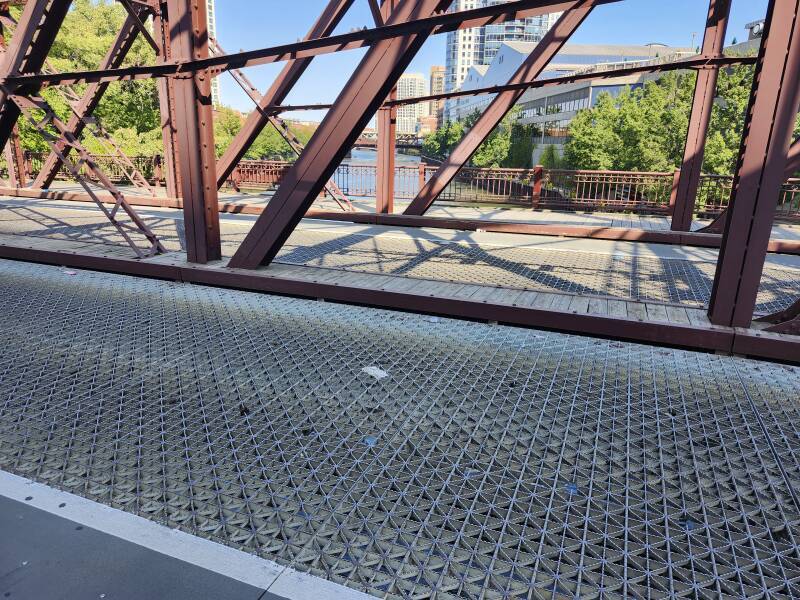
[564,61,800,175]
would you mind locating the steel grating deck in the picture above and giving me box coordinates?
[0,259,800,599]
[0,201,798,313]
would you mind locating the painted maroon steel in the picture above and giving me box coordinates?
[383,56,754,110]
[5,183,800,255]
[708,0,800,328]
[670,0,731,232]
[228,0,453,269]
[166,0,221,263]
[375,0,397,214]
[376,90,398,214]
[153,2,181,199]
[5,237,800,364]
[0,4,25,187]
[5,0,619,89]
[786,139,800,176]
[375,0,399,215]
[403,1,593,216]
[0,0,73,150]
[34,8,148,189]
[698,141,800,234]
[215,0,355,188]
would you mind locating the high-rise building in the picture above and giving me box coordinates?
[428,65,446,126]
[206,0,221,107]
[396,73,428,135]
[444,1,562,93]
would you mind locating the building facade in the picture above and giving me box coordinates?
[206,0,221,107]
[429,65,446,127]
[444,0,562,93]
[396,73,428,135]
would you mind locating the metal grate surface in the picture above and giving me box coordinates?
[0,201,798,313]
[0,259,799,599]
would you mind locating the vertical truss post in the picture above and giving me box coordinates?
[154,1,181,198]
[403,1,590,216]
[376,88,397,213]
[228,0,452,269]
[33,8,147,189]
[669,0,731,232]
[0,0,73,150]
[787,138,800,175]
[166,0,221,263]
[0,2,25,186]
[376,0,397,214]
[708,0,800,327]
[215,0,355,188]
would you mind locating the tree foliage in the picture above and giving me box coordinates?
[422,107,535,169]
[564,65,800,174]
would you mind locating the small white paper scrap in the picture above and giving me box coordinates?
[362,366,389,380]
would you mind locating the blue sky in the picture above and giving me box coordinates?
[214,0,769,120]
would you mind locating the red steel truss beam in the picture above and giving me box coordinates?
[228,0,452,269]
[167,0,221,263]
[708,0,800,327]
[153,2,181,198]
[787,138,800,175]
[34,7,149,189]
[215,0,355,187]
[251,55,756,115]
[670,0,731,232]
[0,0,73,150]
[404,1,593,216]
[5,0,620,89]
[376,0,397,214]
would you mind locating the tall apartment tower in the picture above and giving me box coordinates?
[396,73,428,135]
[205,0,221,107]
[429,65,446,126]
[445,0,562,92]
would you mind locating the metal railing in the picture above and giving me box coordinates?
[10,153,800,221]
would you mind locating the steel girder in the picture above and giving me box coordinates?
[228,0,453,269]
[669,0,731,232]
[0,0,73,150]
[403,0,593,216]
[33,6,150,189]
[708,0,800,327]
[376,0,398,214]
[214,0,355,188]
[166,0,221,263]
[5,0,613,89]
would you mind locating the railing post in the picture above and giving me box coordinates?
[670,0,731,231]
[668,168,682,214]
[418,162,426,194]
[532,165,543,210]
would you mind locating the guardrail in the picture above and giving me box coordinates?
[8,153,800,221]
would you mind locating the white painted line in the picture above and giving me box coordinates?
[269,567,376,600]
[0,470,373,600]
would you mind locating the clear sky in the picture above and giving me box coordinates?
[214,0,769,121]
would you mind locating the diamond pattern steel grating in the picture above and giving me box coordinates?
[0,201,798,314]
[0,259,799,599]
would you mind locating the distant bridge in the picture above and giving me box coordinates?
[353,135,422,150]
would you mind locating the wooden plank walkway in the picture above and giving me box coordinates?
[0,232,794,361]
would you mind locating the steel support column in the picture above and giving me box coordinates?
[215,0,355,188]
[403,1,589,216]
[228,0,452,269]
[669,0,731,232]
[0,0,73,150]
[166,0,221,263]
[376,0,397,214]
[154,2,181,198]
[33,8,147,189]
[708,0,800,327]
